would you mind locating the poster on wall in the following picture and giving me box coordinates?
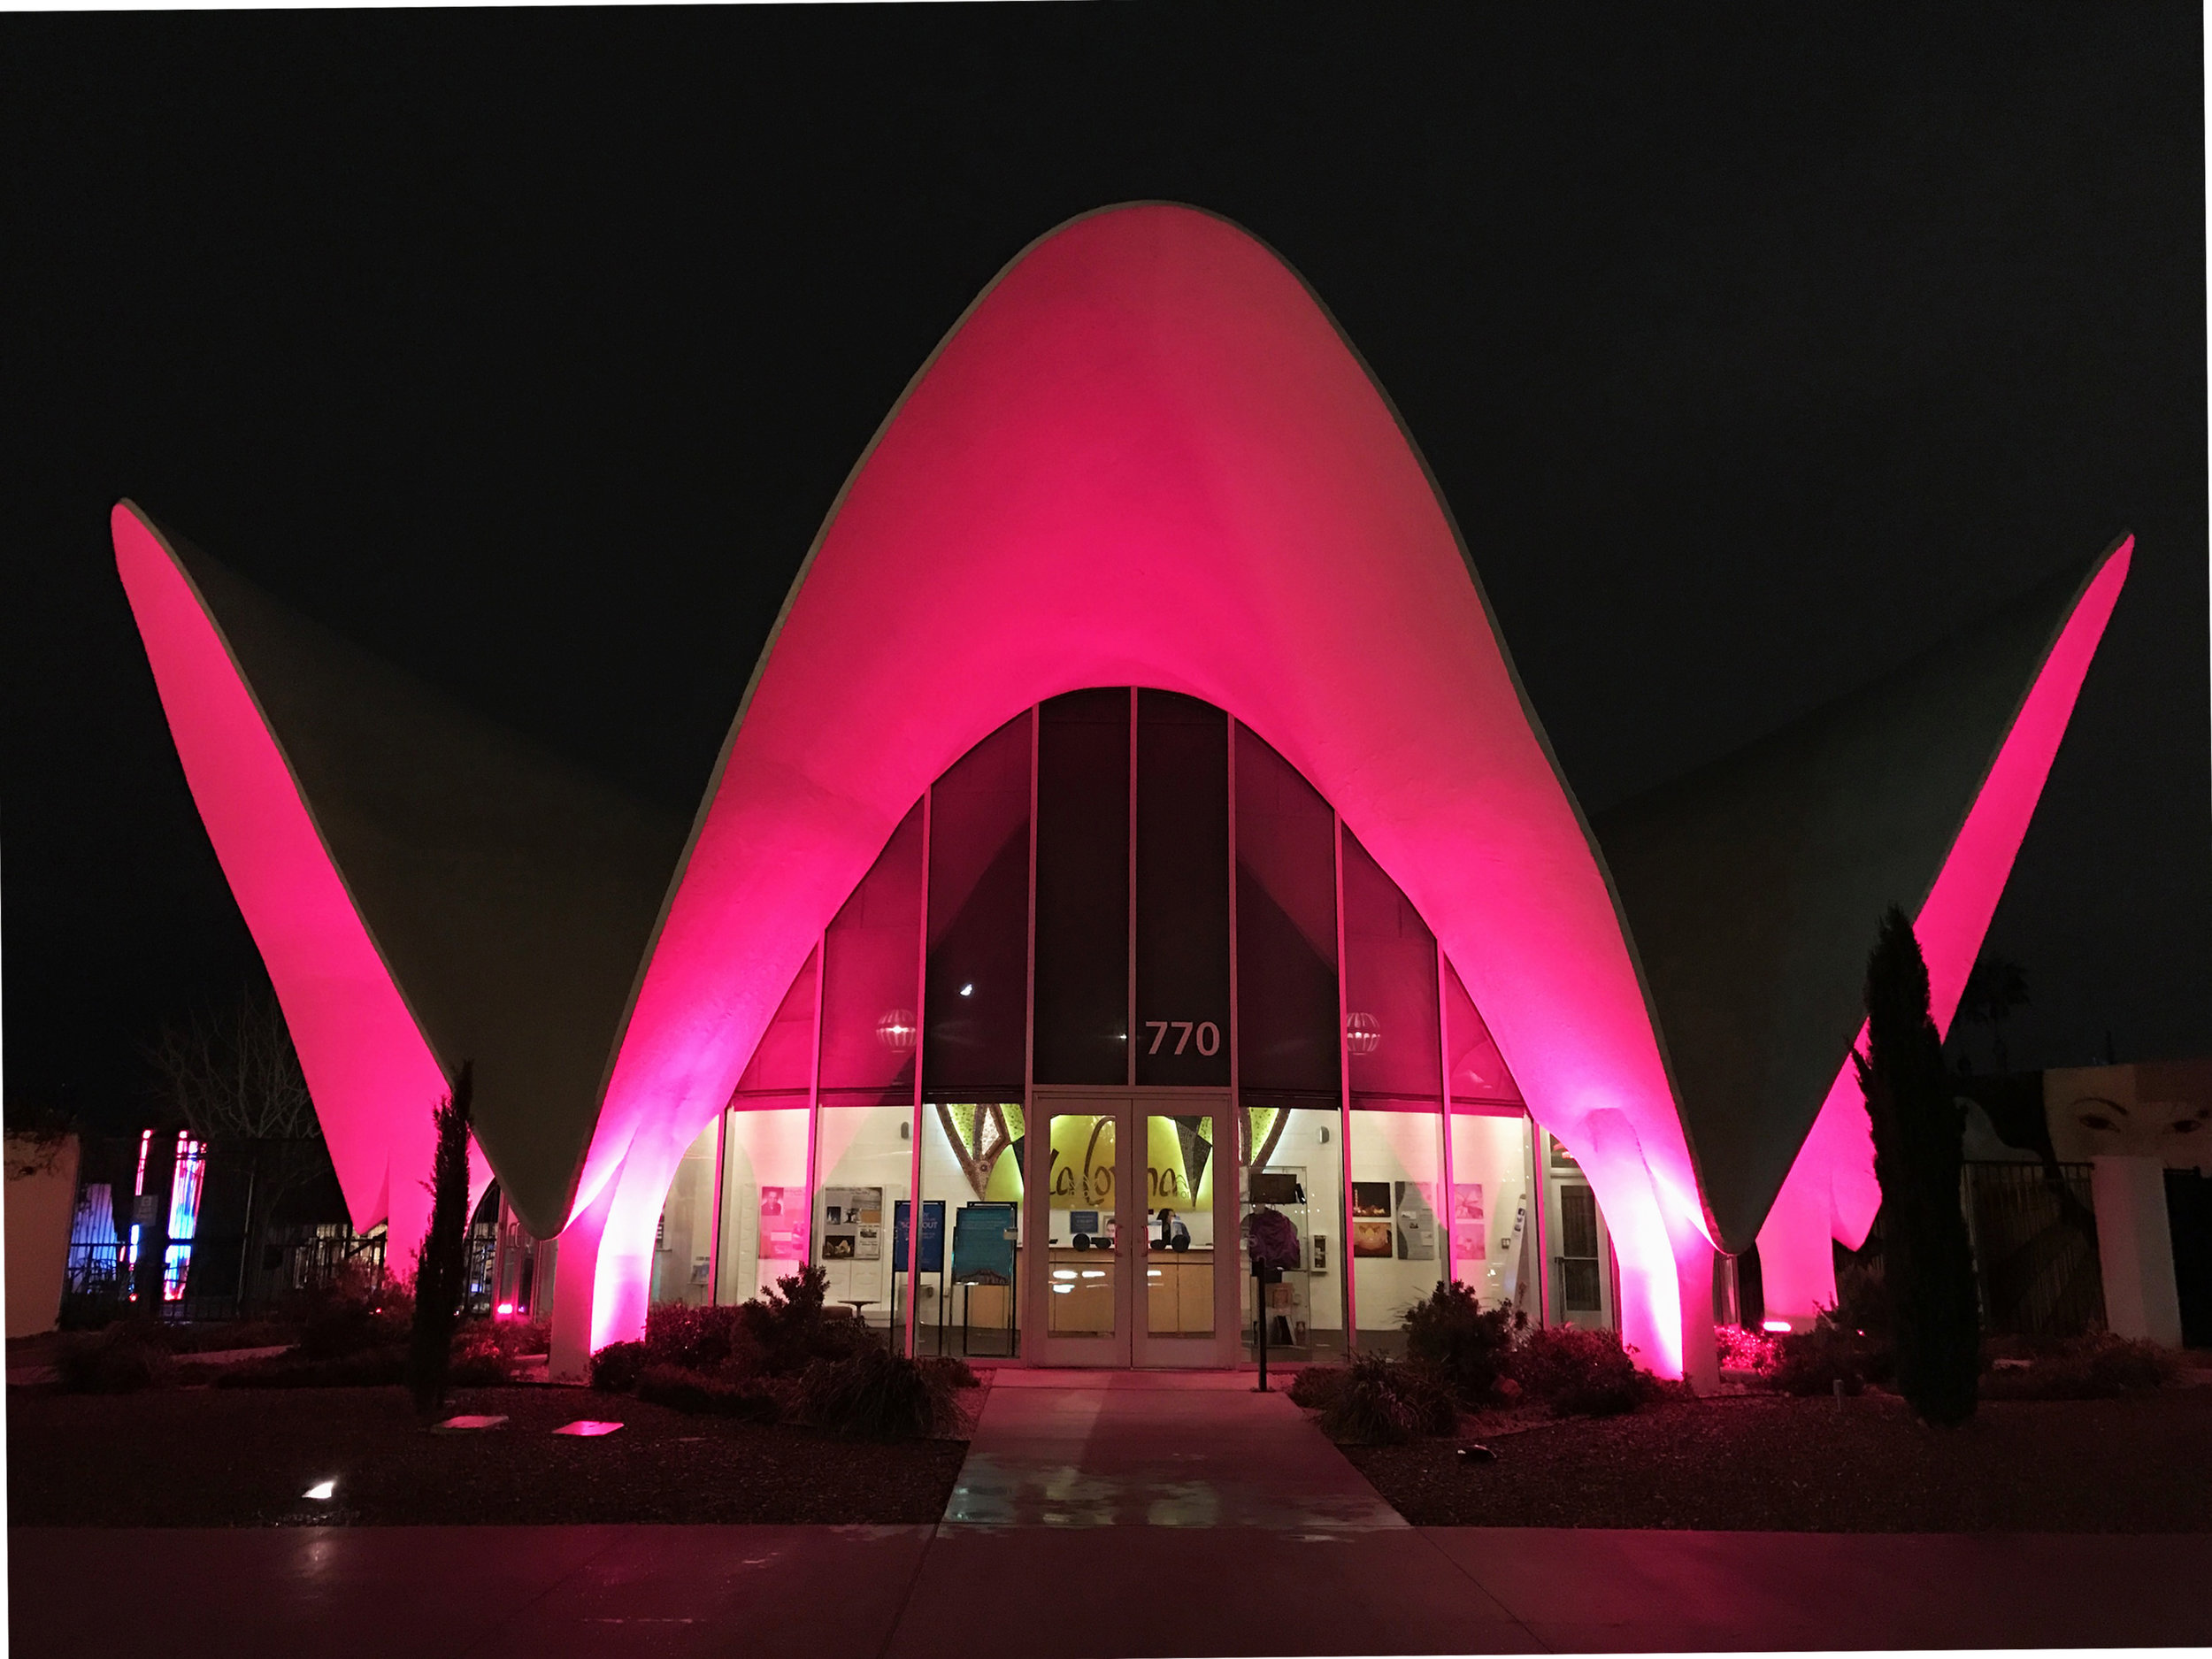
[1350,1181,1394,1258]
[1394,1181,1438,1262]
[820,1187,884,1262]
[1451,1183,1486,1261]
[758,1187,805,1261]
[1500,1202,1528,1307]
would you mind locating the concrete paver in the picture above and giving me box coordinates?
[945,1370,1400,1530]
[13,1374,2212,1655]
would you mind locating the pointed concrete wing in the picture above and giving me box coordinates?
[114,503,689,1237]
[1594,540,2131,1251]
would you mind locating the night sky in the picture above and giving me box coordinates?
[4,5,2206,1132]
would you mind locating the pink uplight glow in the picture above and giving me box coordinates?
[1755,539,2132,1322]
[113,504,488,1265]
[538,204,1718,1377]
[111,205,2131,1385]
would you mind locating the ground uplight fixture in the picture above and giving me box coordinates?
[1762,1319,1792,1333]
[303,1480,336,1501]
[960,982,973,997]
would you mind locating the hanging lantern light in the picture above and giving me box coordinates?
[875,1008,918,1052]
[1344,1011,1381,1056]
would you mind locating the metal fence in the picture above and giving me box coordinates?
[1962,1159,2105,1338]
[61,1220,390,1326]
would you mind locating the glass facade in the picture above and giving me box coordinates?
[648,688,1614,1363]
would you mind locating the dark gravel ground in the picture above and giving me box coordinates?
[8,1382,972,1525]
[1341,1386,2212,1531]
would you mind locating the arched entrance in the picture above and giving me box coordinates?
[632,688,1610,1367]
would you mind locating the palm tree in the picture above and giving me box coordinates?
[1957,955,2030,1074]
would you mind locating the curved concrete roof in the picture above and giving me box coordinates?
[113,507,687,1240]
[114,202,2131,1367]
[1597,540,2131,1249]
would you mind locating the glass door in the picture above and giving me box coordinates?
[1034,1094,1131,1365]
[1029,1089,1233,1367]
[1133,1095,1231,1367]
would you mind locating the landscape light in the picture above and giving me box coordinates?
[303,1480,336,1501]
[960,983,973,997]
[1762,1319,1792,1333]
[496,1301,515,1317]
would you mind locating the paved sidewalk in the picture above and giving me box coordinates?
[12,1371,2212,1655]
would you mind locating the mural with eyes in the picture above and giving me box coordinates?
[2046,1062,2212,1173]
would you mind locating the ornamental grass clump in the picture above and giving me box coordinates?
[1286,1363,1350,1410]
[1314,1353,1457,1443]
[54,1321,175,1394]
[793,1345,967,1440]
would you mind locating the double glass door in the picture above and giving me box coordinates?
[1027,1089,1233,1366]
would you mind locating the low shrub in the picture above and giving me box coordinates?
[463,1317,551,1360]
[1286,1363,1350,1410]
[1316,1354,1427,1444]
[636,1363,785,1424]
[1391,1359,1462,1436]
[55,1322,176,1394]
[1770,1322,1890,1397]
[213,1346,409,1388]
[1507,1324,1656,1417]
[296,1264,412,1361]
[1715,1323,1783,1376]
[590,1340,649,1394]
[1402,1280,1521,1402]
[1980,1334,2178,1401]
[792,1346,964,1440]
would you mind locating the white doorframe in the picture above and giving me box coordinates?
[1026,1086,1237,1367]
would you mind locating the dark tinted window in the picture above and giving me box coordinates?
[1135,690,1230,1087]
[1033,689,1130,1085]
[1443,958,1524,1109]
[818,803,923,1106]
[924,711,1033,1098]
[1233,724,1340,1096]
[734,945,819,1098]
[1340,828,1441,1104]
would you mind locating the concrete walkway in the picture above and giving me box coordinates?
[12,1370,2212,1655]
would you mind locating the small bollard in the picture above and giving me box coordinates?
[1832,1378,1845,1406]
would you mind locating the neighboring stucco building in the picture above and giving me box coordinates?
[112,203,2132,1386]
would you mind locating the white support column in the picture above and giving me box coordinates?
[1754,1169,1838,1333]
[547,1174,620,1382]
[1672,1228,1721,1395]
[2092,1156,2183,1346]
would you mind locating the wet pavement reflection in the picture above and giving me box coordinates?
[941,1371,1404,1530]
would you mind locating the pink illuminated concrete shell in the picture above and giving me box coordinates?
[112,508,488,1265]
[554,204,1730,1379]
[1755,541,2133,1324]
[113,204,2132,1379]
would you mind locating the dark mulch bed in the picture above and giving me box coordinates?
[8,1383,970,1526]
[1342,1387,2212,1532]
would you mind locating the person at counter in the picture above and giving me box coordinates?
[1154,1207,1192,1250]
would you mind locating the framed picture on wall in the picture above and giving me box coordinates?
[1350,1180,1394,1258]
[1393,1181,1437,1261]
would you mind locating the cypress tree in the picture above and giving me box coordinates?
[1854,908,1978,1425]
[408,1062,473,1419]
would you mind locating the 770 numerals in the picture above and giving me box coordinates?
[1143,1019,1221,1056]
